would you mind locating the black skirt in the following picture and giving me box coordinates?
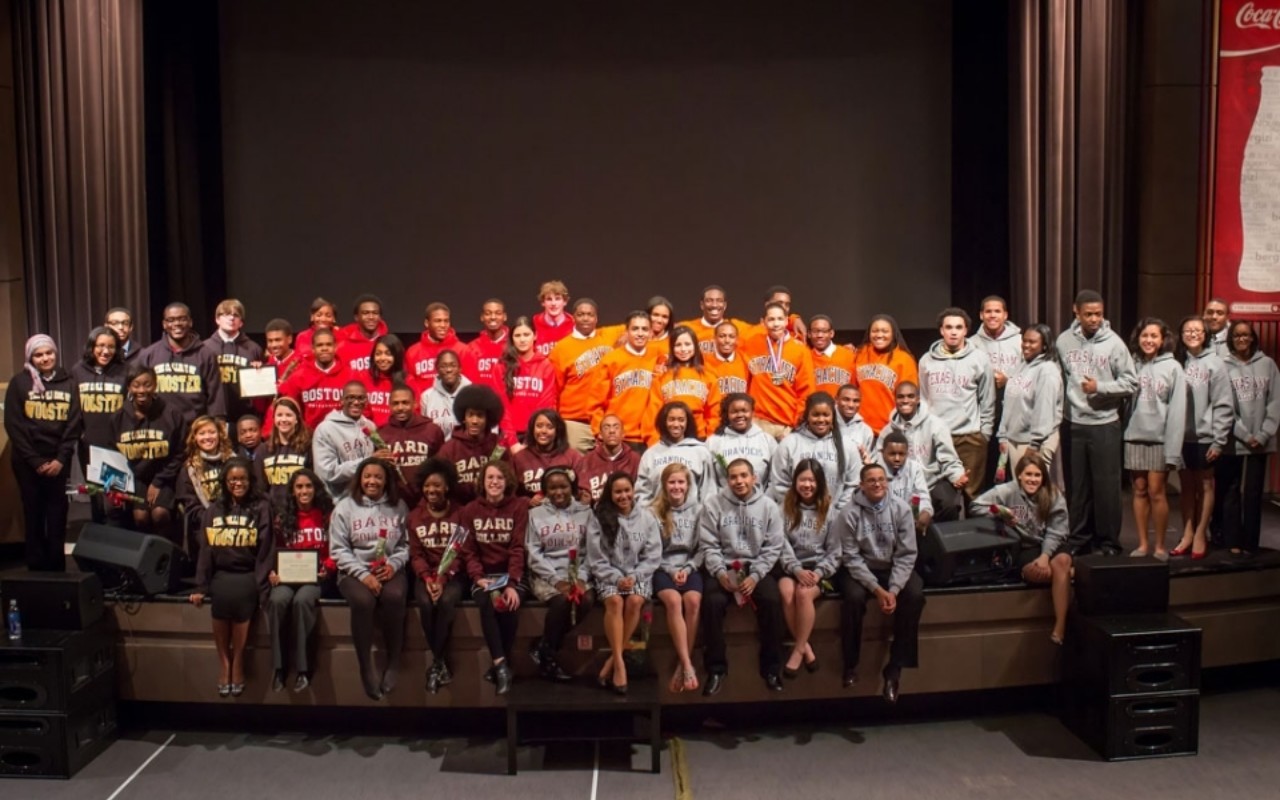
[210,571,260,622]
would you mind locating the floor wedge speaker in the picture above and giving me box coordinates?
[71,525,187,596]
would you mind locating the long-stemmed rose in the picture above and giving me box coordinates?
[730,559,757,610]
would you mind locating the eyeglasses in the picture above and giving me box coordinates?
[344,395,368,403]
[1232,333,1254,340]
[226,476,249,485]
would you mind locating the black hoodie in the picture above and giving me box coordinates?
[69,360,128,450]
[139,334,225,423]
[109,394,187,489]
[203,331,264,421]
[3,368,82,469]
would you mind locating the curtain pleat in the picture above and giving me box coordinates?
[13,0,148,353]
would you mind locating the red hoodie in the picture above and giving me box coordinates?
[533,313,574,358]
[336,321,389,373]
[378,412,445,506]
[458,494,528,583]
[579,444,641,503]
[511,447,585,497]
[277,506,329,560]
[357,370,395,427]
[276,358,353,430]
[461,329,508,397]
[405,329,463,391]
[497,354,558,442]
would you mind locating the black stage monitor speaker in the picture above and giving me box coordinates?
[917,518,1018,587]
[71,525,188,596]
[0,570,103,631]
[1073,554,1169,616]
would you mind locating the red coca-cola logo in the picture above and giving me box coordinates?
[1238,1,1280,30]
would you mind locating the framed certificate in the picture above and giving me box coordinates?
[239,366,278,398]
[277,551,318,584]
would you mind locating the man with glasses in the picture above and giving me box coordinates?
[104,307,142,363]
[313,381,393,497]
[833,463,923,704]
[139,301,224,426]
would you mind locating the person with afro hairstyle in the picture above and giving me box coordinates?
[436,384,512,502]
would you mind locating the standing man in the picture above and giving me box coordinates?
[588,311,661,448]
[808,315,855,399]
[578,414,641,502]
[336,294,388,373]
[533,281,574,357]
[461,298,509,397]
[204,298,264,422]
[263,319,301,387]
[549,298,622,452]
[704,321,749,397]
[1057,290,1137,555]
[378,384,445,506]
[419,349,469,440]
[972,296,1022,391]
[276,327,352,431]
[139,302,224,426]
[680,285,746,355]
[104,307,142,363]
[1204,298,1230,357]
[917,308,994,498]
[406,303,462,392]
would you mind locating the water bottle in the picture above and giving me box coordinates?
[6,599,20,641]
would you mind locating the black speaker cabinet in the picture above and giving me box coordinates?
[0,697,117,778]
[917,517,1018,587]
[0,570,104,631]
[0,626,116,714]
[1062,689,1200,761]
[72,523,188,596]
[1073,554,1169,616]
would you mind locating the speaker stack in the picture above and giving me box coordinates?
[1061,555,1201,761]
[0,571,117,778]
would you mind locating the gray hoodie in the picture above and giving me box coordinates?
[635,438,717,505]
[874,401,965,488]
[971,481,1069,557]
[917,338,995,437]
[779,504,841,578]
[419,375,471,440]
[653,500,704,576]
[1056,319,1137,425]
[997,354,1064,447]
[697,486,785,581]
[1125,352,1187,467]
[838,412,876,462]
[832,491,917,595]
[1224,351,1280,455]
[1211,327,1230,358]
[1181,349,1233,449]
[874,452,934,516]
[526,499,594,584]
[973,322,1024,378]
[706,425,777,488]
[768,425,858,510]
[586,505,663,594]
[328,492,410,579]
[313,409,378,498]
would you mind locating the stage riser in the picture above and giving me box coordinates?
[106,570,1280,708]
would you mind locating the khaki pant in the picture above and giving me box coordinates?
[565,419,596,454]
[952,432,989,500]
[754,417,792,442]
[1006,431,1062,490]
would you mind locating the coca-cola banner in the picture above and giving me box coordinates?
[1213,1,1280,314]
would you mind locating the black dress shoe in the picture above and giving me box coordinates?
[882,677,900,704]
[380,665,399,695]
[293,672,310,693]
[484,666,496,684]
[804,656,820,674]
[437,662,453,687]
[539,656,572,683]
[528,637,544,666]
[272,670,286,693]
[842,669,859,688]
[764,673,784,692]
[703,672,725,696]
[494,662,514,695]
[426,663,442,695]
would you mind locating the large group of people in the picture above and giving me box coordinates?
[5,283,1274,701]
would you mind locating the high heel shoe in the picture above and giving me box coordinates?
[218,683,231,698]
[782,664,800,680]
[804,656,820,674]
[1191,549,1208,560]
[1169,542,1193,557]
[611,680,628,696]
[230,683,245,697]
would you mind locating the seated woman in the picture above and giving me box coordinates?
[110,363,186,538]
[635,401,716,505]
[525,467,595,682]
[777,458,840,678]
[650,463,703,693]
[972,453,1072,644]
[589,472,662,694]
[266,468,335,693]
[260,396,312,512]
[769,392,857,511]
[176,416,235,555]
[189,458,275,697]
[329,457,410,700]
[706,393,777,488]
[511,409,585,502]
[458,459,529,695]
[407,458,469,694]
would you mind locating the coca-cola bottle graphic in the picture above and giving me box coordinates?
[1239,66,1280,292]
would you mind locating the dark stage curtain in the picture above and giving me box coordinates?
[142,0,225,337]
[1010,0,1138,332]
[13,0,149,351]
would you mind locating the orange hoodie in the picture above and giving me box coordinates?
[740,333,816,427]
[587,345,661,443]
[705,353,749,397]
[548,331,616,423]
[650,364,722,442]
[812,344,856,398]
[679,317,749,356]
[853,346,918,433]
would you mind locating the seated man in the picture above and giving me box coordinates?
[697,458,786,695]
[832,463,925,703]
[874,381,966,522]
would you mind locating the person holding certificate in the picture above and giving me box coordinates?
[266,468,335,693]
[329,457,410,701]
[189,458,275,697]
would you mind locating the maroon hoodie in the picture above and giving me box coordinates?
[436,429,511,501]
[406,499,466,582]
[378,412,445,505]
[579,444,641,503]
[511,446,584,497]
[458,494,528,583]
